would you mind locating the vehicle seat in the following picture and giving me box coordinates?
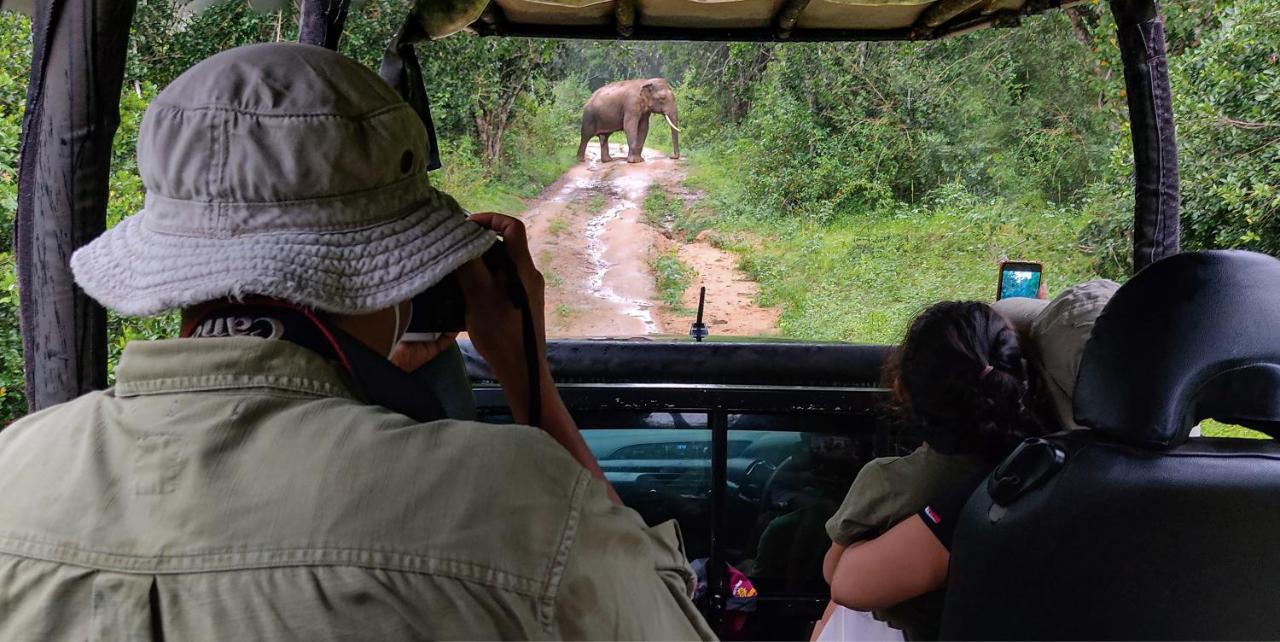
[940,250,1280,640]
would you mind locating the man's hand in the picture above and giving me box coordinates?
[457,212,620,504]
[456,213,548,422]
[390,332,459,372]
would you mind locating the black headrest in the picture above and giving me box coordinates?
[1074,251,1280,446]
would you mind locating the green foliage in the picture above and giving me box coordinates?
[1172,1,1280,254]
[715,14,1111,226]
[650,248,695,309]
[0,12,30,420]
[690,150,1100,343]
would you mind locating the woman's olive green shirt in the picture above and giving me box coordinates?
[826,446,988,640]
[0,337,714,641]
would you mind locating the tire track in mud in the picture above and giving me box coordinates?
[520,143,778,338]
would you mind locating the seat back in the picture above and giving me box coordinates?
[941,251,1280,640]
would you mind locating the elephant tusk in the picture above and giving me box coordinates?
[664,114,681,132]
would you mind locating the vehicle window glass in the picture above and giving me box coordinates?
[582,420,713,560]
[725,428,868,595]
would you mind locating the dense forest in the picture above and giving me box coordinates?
[1,1,1277,419]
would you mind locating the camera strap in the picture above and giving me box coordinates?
[518,284,542,428]
[184,303,449,423]
[379,14,441,171]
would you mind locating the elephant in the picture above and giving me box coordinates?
[577,78,680,164]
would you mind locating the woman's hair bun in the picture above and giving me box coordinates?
[884,301,1044,463]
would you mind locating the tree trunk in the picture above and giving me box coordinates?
[474,47,540,169]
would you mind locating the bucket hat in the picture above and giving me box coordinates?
[71,42,495,317]
[992,279,1119,430]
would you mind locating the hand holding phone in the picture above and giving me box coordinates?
[997,261,1043,300]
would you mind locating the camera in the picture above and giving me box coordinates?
[402,242,521,340]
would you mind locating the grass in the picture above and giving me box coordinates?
[548,216,568,237]
[650,247,696,309]
[437,144,578,215]
[544,268,565,289]
[555,303,577,320]
[642,185,712,241]
[684,151,1107,344]
[588,192,606,214]
[643,189,674,227]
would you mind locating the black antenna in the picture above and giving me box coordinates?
[689,286,708,342]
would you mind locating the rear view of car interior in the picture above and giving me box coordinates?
[8,0,1280,638]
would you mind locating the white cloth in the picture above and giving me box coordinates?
[816,606,905,642]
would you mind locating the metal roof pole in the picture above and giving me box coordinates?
[299,0,352,50]
[14,0,136,412]
[1110,0,1180,273]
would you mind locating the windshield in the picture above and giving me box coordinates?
[415,3,1274,342]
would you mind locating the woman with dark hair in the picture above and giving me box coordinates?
[813,301,1049,641]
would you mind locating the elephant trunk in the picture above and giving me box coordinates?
[664,108,680,159]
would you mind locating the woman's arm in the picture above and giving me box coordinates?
[823,542,845,585]
[828,515,950,611]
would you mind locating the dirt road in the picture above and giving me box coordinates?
[519,144,779,338]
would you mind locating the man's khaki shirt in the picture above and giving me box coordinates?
[0,338,714,641]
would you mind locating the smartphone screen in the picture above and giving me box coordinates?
[998,262,1043,300]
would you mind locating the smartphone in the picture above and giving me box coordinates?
[997,261,1043,300]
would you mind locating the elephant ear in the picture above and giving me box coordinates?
[639,81,657,112]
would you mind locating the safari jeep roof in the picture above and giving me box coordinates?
[421,0,1086,42]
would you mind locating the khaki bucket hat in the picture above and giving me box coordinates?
[71,42,495,317]
[992,279,1120,430]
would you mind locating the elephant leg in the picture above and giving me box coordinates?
[627,118,648,163]
[599,134,613,163]
[577,130,591,162]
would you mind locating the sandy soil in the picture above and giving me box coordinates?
[518,144,779,338]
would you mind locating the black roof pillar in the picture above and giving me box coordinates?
[15,0,135,412]
[1110,0,1180,273]
[299,0,352,50]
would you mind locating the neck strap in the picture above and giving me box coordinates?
[185,303,448,423]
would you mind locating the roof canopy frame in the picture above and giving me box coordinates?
[468,0,1081,42]
[1111,0,1180,271]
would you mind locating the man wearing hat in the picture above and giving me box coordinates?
[992,279,1121,431]
[0,43,712,640]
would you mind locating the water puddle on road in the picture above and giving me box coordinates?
[582,188,658,334]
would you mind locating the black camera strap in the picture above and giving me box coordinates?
[379,14,441,171]
[185,303,449,423]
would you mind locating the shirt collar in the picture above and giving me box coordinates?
[114,337,358,400]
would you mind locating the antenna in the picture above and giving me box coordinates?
[689,286,708,342]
